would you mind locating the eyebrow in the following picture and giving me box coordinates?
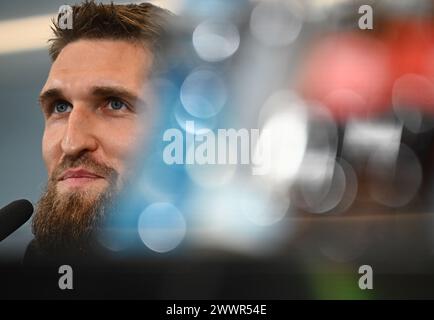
[38,88,64,106]
[38,85,146,109]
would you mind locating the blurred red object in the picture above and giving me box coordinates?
[299,19,434,121]
[385,19,434,114]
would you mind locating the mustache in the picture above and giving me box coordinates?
[50,154,118,183]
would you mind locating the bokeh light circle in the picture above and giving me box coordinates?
[180,68,227,118]
[192,19,240,62]
[138,202,186,253]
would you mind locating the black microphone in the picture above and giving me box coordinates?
[0,199,34,242]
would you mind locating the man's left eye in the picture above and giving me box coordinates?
[108,99,128,111]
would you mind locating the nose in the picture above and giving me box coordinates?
[60,104,98,158]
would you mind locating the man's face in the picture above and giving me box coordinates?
[34,39,153,251]
[41,39,152,192]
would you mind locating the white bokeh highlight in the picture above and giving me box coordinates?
[192,19,240,62]
[138,202,187,253]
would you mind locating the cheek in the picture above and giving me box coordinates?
[99,119,143,173]
[42,125,62,176]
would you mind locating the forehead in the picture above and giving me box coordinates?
[43,39,153,94]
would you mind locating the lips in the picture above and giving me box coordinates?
[59,168,104,181]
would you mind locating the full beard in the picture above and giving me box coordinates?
[32,155,118,254]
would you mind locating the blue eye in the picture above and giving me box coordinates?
[109,99,127,110]
[53,101,72,114]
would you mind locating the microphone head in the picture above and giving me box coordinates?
[0,199,34,242]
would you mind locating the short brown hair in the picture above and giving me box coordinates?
[49,1,171,62]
